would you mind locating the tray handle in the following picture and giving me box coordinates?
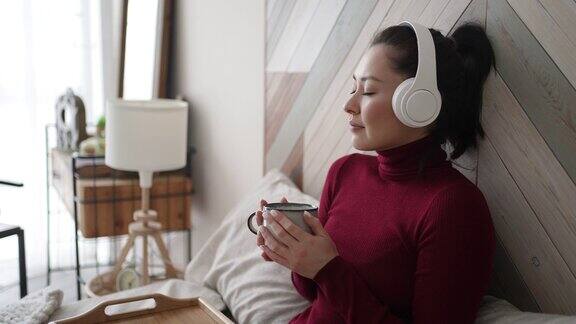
[51,293,199,323]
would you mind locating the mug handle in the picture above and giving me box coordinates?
[247,212,259,235]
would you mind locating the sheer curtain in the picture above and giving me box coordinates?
[0,0,120,289]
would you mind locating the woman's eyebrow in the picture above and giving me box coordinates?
[352,74,384,83]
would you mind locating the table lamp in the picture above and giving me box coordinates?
[105,98,188,286]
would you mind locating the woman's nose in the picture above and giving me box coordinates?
[344,96,360,115]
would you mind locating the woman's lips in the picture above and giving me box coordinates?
[349,121,364,131]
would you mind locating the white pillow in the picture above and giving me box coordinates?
[185,168,315,323]
[476,295,576,324]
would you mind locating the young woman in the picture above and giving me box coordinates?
[255,22,496,323]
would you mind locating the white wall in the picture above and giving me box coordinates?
[171,0,265,256]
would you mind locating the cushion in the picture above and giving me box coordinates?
[185,168,315,323]
[476,295,576,323]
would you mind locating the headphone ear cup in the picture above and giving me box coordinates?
[392,78,415,126]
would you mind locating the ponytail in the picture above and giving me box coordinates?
[448,22,495,158]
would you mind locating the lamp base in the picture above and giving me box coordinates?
[108,208,182,289]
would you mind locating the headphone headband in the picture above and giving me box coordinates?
[398,20,440,96]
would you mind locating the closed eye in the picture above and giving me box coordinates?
[349,89,375,96]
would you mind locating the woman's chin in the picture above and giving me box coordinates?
[351,136,370,151]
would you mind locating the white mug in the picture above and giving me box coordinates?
[247,202,318,235]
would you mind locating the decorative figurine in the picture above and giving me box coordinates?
[55,88,88,151]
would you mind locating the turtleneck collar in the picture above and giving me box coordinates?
[376,135,450,181]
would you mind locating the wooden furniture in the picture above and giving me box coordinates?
[0,223,27,298]
[46,131,195,300]
[51,148,192,238]
[51,293,233,324]
[265,0,576,315]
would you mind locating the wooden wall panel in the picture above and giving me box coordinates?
[481,72,576,313]
[288,0,347,72]
[266,0,380,173]
[486,0,576,185]
[266,0,298,63]
[265,72,307,154]
[267,0,322,72]
[507,0,576,90]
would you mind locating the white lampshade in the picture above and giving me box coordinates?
[105,99,188,188]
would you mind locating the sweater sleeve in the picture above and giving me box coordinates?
[410,183,496,323]
[291,154,407,323]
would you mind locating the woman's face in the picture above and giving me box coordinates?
[344,44,429,151]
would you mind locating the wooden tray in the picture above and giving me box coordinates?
[50,293,234,324]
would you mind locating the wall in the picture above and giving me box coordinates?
[171,0,265,256]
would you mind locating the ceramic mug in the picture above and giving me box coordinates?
[247,202,318,235]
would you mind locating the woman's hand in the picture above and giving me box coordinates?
[255,197,288,261]
[257,201,339,279]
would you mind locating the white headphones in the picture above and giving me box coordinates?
[391,20,442,128]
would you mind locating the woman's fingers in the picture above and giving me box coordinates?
[259,199,268,210]
[260,251,273,261]
[270,210,308,242]
[266,211,300,246]
[260,245,289,267]
[256,228,265,246]
[260,226,289,257]
[256,210,263,226]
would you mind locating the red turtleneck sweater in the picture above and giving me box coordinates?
[289,135,495,324]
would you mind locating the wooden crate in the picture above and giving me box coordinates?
[51,148,192,238]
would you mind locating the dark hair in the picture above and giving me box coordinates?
[370,22,494,162]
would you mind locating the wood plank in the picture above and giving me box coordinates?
[400,0,434,22]
[478,134,576,314]
[281,134,304,190]
[266,0,278,21]
[265,72,282,96]
[267,0,322,72]
[437,0,477,34]
[447,0,485,33]
[483,71,576,306]
[265,73,307,155]
[266,0,299,63]
[266,0,380,170]
[486,0,576,184]
[507,0,576,90]
[489,233,541,312]
[288,0,347,72]
[419,0,453,27]
[538,0,576,48]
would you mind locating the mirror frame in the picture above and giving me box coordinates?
[117,0,173,99]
